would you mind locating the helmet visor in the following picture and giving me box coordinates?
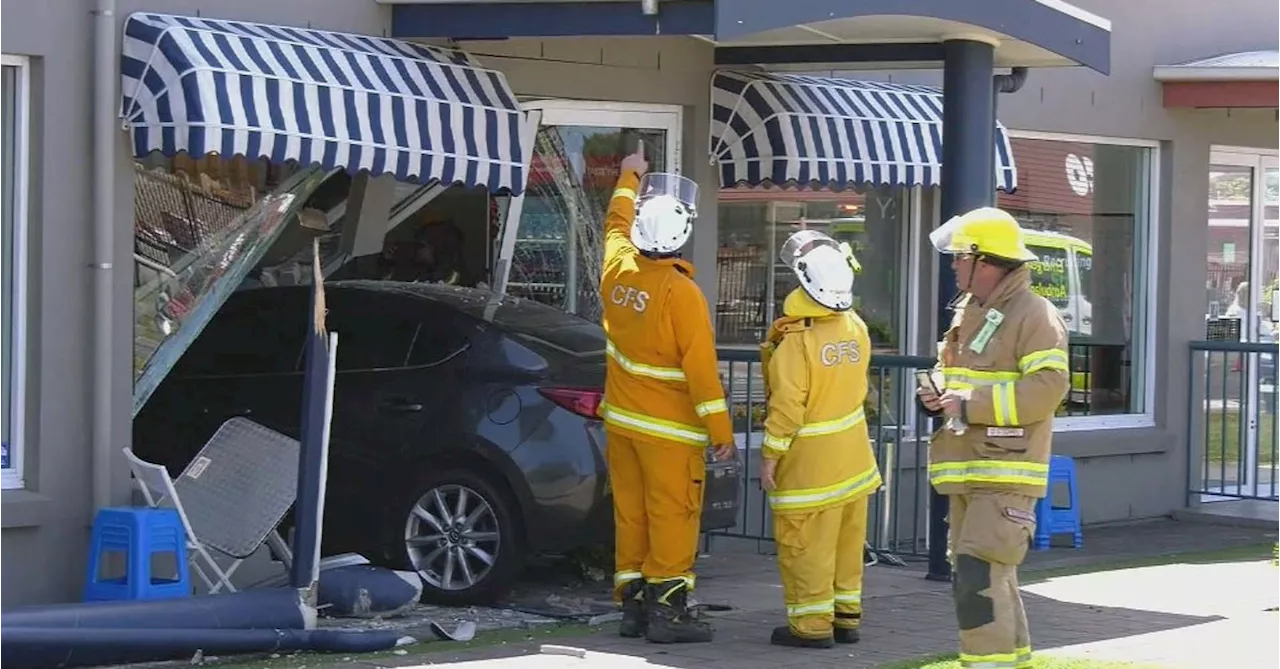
[637,173,698,215]
[779,229,840,266]
[929,215,969,255]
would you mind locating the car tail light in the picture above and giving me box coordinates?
[539,387,604,419]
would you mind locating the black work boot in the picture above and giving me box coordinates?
[833,627,861,644]
[644,579,713,644]
[618,580,647,638]
[770,626,835,648]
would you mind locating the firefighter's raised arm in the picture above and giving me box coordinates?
[603,145,649,270]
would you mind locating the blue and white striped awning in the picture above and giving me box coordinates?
[121,13,528,194]
[710,70,1017,192]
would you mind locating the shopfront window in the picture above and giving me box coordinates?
[715,187,906,352]
[2,55,29,489]
[998,135,1156,419]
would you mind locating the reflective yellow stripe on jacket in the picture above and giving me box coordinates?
[927,460,1049,488]
[599,402,708,446]
[694,399,728,418]
[942,346,1066,427]
[770,466,882,512]
[1018,348,1069,375]
[762,408,867,454]
[941,367,1019,391]
[605,339,688,382]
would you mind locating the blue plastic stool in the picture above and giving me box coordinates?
[1033,455,1083,551]
[84,507,190,601]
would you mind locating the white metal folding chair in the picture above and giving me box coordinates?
[124,417,300,594]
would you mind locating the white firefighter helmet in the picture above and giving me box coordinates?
[631,173,698,254]
[780,229,860,311]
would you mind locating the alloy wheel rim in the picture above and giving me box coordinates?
[403,484,501,591]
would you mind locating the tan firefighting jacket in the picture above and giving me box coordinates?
[597,170,733,447]
[928,266,1070,498]
[759,288,883,515]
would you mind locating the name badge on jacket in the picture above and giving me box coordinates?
[968,309,1005,354]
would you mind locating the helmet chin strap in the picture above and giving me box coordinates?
[946,250,982,311]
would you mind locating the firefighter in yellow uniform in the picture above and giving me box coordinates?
[918,207,1070,669]
[599,146,736,645]
[758,230,883,649]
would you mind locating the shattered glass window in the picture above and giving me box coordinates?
[507,125,667,323]
[132,154,329,415]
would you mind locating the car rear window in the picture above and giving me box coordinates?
[488,300,606,357]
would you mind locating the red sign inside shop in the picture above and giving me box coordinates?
[528,153,623,190]
[998,137,1098,216]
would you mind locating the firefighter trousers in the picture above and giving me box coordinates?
[947,492,1038,669]
[606,430,706,600]
[773,495,869,638]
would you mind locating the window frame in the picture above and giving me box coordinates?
[1003,129,1161,432]
[2,54,31,490]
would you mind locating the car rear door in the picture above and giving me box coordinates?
[323,288,471,465]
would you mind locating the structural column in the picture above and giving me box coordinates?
[928,37,998,581]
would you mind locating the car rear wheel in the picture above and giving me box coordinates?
[393,468,523,605]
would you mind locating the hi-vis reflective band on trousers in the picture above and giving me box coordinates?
[600,402,709,446]
[614,570,642,588]
[834,590,861,606]
[927,461,1049,488]
[959,646,1033,669]
[762,408,867,453]
[942,348,1067,427]
[787,598,834,619]
[606,340,688,382]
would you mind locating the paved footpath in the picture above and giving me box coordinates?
[219,521,1277,669]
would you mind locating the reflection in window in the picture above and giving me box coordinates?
[998,137,1154,417]
[715,187,904,352]
[716,186,908,435]
[132,154,329,415]
[1026,242,1071,308]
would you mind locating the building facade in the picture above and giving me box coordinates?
[2,0,1275,606]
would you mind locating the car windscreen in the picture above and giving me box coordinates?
[486,299,606,358]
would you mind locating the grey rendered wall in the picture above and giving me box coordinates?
[0,0,391,609]
[845,0,1279,523]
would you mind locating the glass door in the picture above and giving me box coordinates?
[1205,149,1278,499]
[494,102,683,322]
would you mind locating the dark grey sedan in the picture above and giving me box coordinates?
[133,281,741,604]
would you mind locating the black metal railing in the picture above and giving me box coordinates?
[706,347,939,562]
[1186,340,1279,504]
